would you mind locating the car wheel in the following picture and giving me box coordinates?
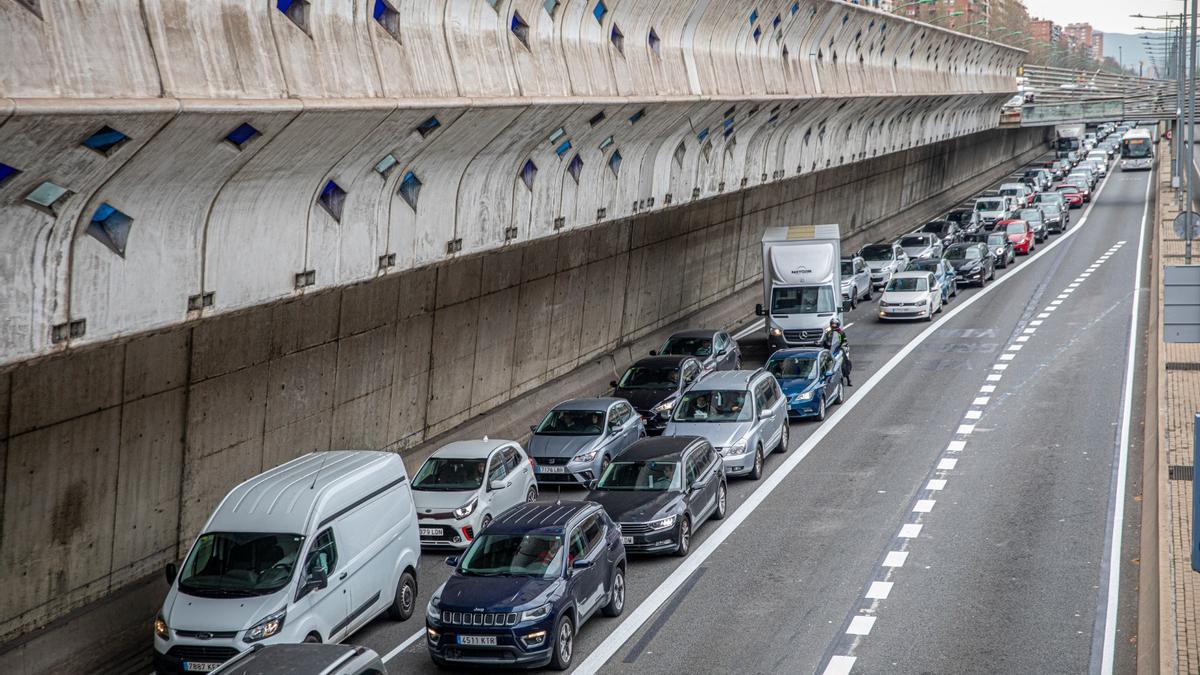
[951,282,958,298]
[749,445,765,480]
[598,456,611,482]
[850,295,857,310]
[777,421,790,453]
[863,285,872,301]
[549,615,574,671]
[304,632,321,644]
[387,570,417,621]
[602,567,626,617]
[480,514,493,533]
[817,395,828,420]
[834,381,844,404]
[526,485,538,503]
[674,517,692,557]
[713,482,728,520]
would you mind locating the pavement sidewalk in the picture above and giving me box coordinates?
[1157,139,1200,674]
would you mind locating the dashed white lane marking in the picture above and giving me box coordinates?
[1069,283,1080,288]
[899,523,924,538]
[1037,312,1051,318]
[823,655,857,675]
[964,409,983,420]
[973,396,990,405]
[926,479,947,491]
[1023,327,1037,334]
[882,551,909,568]
[1063,288,1075,294]
[1050,299,1063,306]
[999,353,1015,361]
[382,629,426,663]
[1016,336,1031,343]
[1056,293,1070,299]
[1045,305,1058,311]
[947,440,966,452]
[993,363,1009,371]
[1030,320,1044,326]
[938,458,958,471]
[847,616,877,636]
[956,424,975,434]
[913,500,936,513]
[866,581,894,599]
[987,373,1003,381]
[980,384,996,393]
[1007,344,1023,351]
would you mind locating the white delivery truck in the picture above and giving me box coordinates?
[756,224,843,351]
[1054,124,1085,158]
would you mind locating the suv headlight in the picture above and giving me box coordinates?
[154,613,169,640]
[572,448,600,463]
[243,609,286,643]
[521,604,553,623]
[647,515,677,531]
[651,398,676,415]
[453,498,478,520]
[427,593,442,622]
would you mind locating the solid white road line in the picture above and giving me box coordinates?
[1097,163,1152,675]
[382,628,426,663]
[572,179,1118,674]
[732,319,765,340]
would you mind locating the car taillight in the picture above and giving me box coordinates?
[529,456,536,471]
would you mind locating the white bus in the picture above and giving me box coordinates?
[1120,128,1154,171]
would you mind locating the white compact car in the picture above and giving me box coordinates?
[154,451,421,674]
[411,438,538,549]
[877,271,943,321]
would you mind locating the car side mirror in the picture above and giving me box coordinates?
[305,568,329,591]
[529,424,538,434]
[164,563,177,586]
[571,559,594,570]
[489,479,506,492]
[758,409,772,420]
[649,350,658,356]
[610,380,618,389]
[755,303,766,317]
[717,347,728,356]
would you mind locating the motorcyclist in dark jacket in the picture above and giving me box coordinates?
[821,318,852,386]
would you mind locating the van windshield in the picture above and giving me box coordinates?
[672,390,752,422]
[771,286,834,314]
[413,457,486,491]
[177,532,304,598]
[459,534,565,579]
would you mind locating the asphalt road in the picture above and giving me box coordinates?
[345,154,1151,674]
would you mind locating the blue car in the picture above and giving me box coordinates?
[906,257,958,303]
[426,502,626,671]
[764,348,844,421]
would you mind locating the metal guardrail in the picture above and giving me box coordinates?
[1018,100,1125,126]
[1020,64,1175,120]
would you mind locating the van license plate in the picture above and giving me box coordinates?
[537,466,566,474]
[621,536,633,544]
[183,663,220,673]
[419,527,441,537]
[457,635,497,646]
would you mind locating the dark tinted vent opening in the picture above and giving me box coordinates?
[0,162,20,188]
[520,160,538,190]
[318,180,347,221]
[1170,465,1194,481]
[277,0,311,34]
[511,11,530,48]
[82,126,129,155]
[373,0,402,42]
[87,203,134,258]
[399,172,422,210]
[225,123,261,149]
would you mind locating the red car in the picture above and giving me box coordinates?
[1001,219,1036,255]
[1052,183,1084,208]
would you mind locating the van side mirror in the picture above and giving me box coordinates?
[755,303,766,317]
[445,556,459,568]
[304,568,328,591]
[164,563,177,586]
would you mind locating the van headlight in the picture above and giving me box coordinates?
[647,515,677,531]
[769,326,782,337]
[521,603,553,622]
[243,609,286,643]
[453,498,478,520]
[154,613,169,640]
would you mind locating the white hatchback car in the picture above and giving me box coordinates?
[877,271,943,321]
[411,439,538,549]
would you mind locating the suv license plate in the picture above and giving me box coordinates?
[183,663,220,673]
[621,536,633,544]
[457,635,498,646]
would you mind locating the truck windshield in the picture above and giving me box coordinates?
[177,532,304,598]
[771,286,834,314]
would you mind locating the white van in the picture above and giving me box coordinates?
[153,451,420,674]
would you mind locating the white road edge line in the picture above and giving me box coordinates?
[732,318,765,340]
[571,167,1116,675]
[1097,163,1151,675]
[382,628,426,663]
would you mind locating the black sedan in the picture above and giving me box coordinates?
[587,436,726,557]
[651,329,741,373]
[611,356,703,434]
[942,242,995,286]
[983,231,1016,268]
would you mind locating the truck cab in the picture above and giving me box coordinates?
[755,224,843,351]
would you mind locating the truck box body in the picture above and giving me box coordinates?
[1054,124,1085,157]
[759,224,842,350]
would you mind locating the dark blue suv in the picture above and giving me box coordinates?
[425,501,626,670]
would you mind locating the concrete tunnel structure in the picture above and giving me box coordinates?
[0,0,1042,670]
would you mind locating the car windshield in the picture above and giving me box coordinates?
[671,390,752,422]
[920,222,947,234]
[770,286,835,314]
[1019,209,1042,221]
[946,211,970,223]
[535,410,605,436]
[766,354,819,379]
[886,277,928,292]
[1005,223,1027,235]
[660,336,712,357]
[413,457,486,491]
[859,244,893,260]
[999,188,1022,197]
[945,246,981,259]
[459,534,565,579]
[177,532,304,598]
[597,460,681,491]
[1042,203,1062,215]
[618,366,678,389]
[899,236,928,247]
[840,261,854,276]
[1056,186,1078,195]
[908,260,937,272]
[976,200,1003,211]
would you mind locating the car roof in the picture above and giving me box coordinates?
[665,328,719,339]
[488,501,598,535]
[768,347,826,359]
[552,397,624,411]
[619,435,702,462]
[692,368,767,390]
[432,438,516,459]
[628,355,695,368]
[891,270,932,279]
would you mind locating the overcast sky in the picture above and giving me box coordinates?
[1023,0,1182,34]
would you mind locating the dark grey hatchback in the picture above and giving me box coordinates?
[611,356,704,434]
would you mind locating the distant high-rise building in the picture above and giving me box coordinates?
[1065,23,1099,60]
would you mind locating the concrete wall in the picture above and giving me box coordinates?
[0,126,1046,662]
[0,0,1023,366]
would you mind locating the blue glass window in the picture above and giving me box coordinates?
[697,127,709,141]
[318,180,347,221]
[0,162,19,187]
[277,0,309,32]
[599,136,614,151]
[544,0,560,15]
[753,26,762,41]
[511,11,530,47]
[225,123,260,149]
[25,181,69,210]
[374,0,401,41]
[749,9,758,24]
[555,140,572,157]
[588,111,606,127]
[87,203,134,258]
[82,126,128,154]
[607,151,622,178]
[593,1,607,23]
[549,127,566,143]
[649,28,661,54]
[628,109,646,125]
[416,116,440,137]
[520,160,538,190]
[399,171,422,210]
[567,155,583,183]
[773,14,781,28]
[791,2,800,14]
[724,126,734,138]
[374,154,398,175]
[611,24,624,53]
